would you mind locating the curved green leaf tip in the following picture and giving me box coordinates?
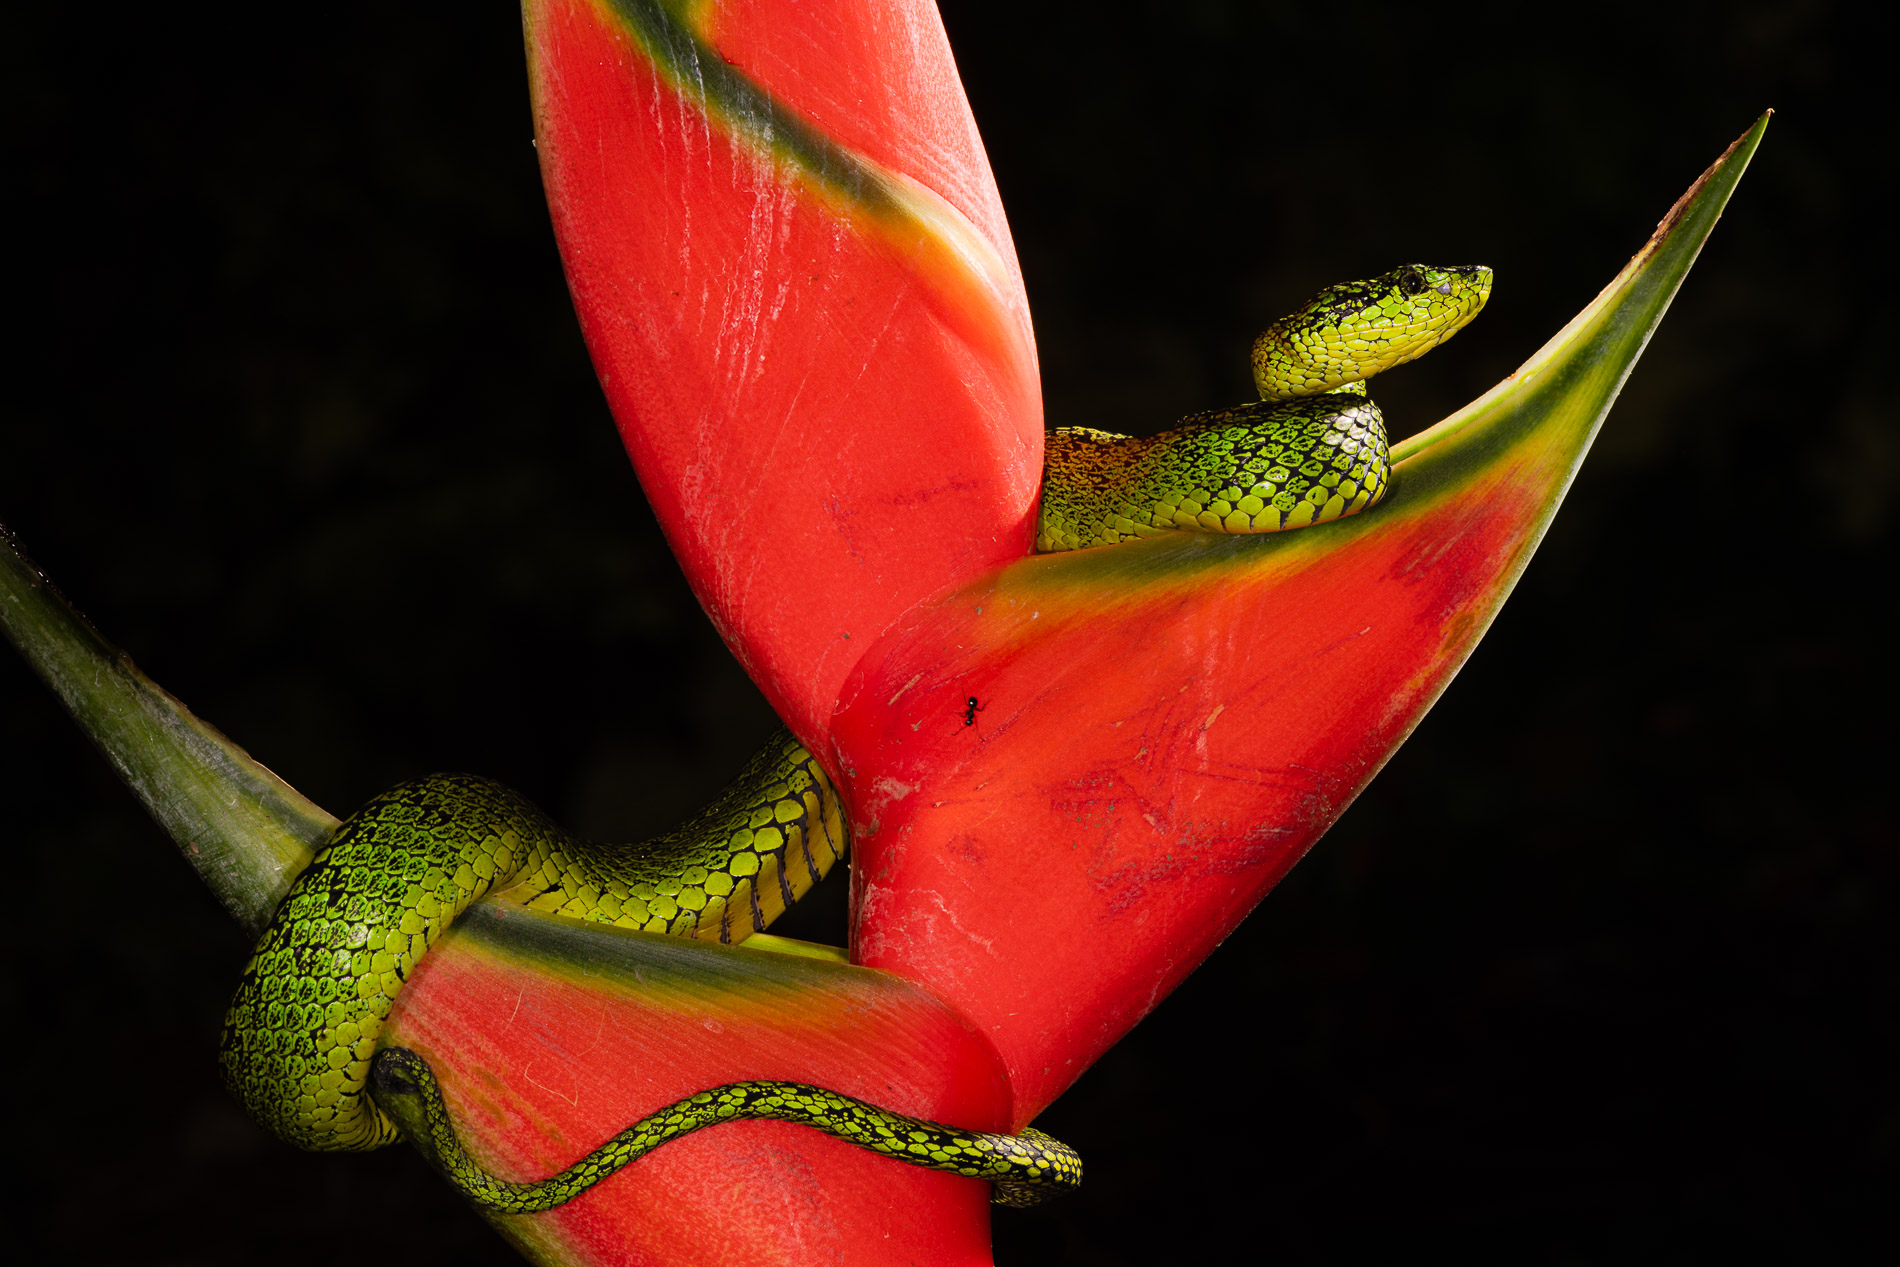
[0,523,335,935]
[1396,110,1771,468]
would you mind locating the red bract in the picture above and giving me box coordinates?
[381,909,1006,1266]
[526,0,1041,747]
[832,137,1764,1115]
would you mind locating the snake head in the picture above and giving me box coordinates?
[369,1045,429,1097]
[1252,263,1493,400]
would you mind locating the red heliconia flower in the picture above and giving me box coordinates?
[0,0,1766,1262]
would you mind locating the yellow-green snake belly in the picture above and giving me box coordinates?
[223,262,1493,1215]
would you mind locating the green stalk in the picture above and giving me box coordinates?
[0,523,334,935]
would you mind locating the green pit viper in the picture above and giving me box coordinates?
[222,262,1491,1213]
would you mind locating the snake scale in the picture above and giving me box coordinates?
[223,263,1490,1213]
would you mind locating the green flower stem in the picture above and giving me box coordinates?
[0,524,334,935]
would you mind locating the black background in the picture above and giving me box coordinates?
[5,1,1894,1262]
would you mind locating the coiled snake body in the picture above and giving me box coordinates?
[223,263,1489,1213]
[1039,263,1491,551]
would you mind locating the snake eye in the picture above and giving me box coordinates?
[1399,267,1426,297]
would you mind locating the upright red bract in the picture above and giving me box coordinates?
[527,0,1042,748]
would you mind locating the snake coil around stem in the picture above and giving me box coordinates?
[223,262,1491,1215]
[220,730,1081,1208]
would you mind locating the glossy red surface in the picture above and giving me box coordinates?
[834,457,1547,1120]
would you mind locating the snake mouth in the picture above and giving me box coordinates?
[1442,264,1495,299]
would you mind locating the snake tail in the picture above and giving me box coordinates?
[371,1046,1082,1212]
[221,729,843,1152]
[1038,263,1491,553]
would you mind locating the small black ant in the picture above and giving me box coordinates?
[962,695,986,726]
